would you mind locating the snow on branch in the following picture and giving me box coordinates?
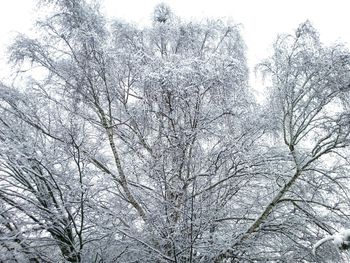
[313,229,350,256]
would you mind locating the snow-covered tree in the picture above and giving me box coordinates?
[1,0,257,261]
[1,1,350,262]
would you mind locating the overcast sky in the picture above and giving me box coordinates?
[1,0,350,95]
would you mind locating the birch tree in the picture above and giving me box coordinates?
[1,0,260,262]
[215,21,350,262]
[2,1,350,262]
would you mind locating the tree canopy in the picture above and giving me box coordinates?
[1,1,350,262]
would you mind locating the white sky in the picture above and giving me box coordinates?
[1,0,350,96]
